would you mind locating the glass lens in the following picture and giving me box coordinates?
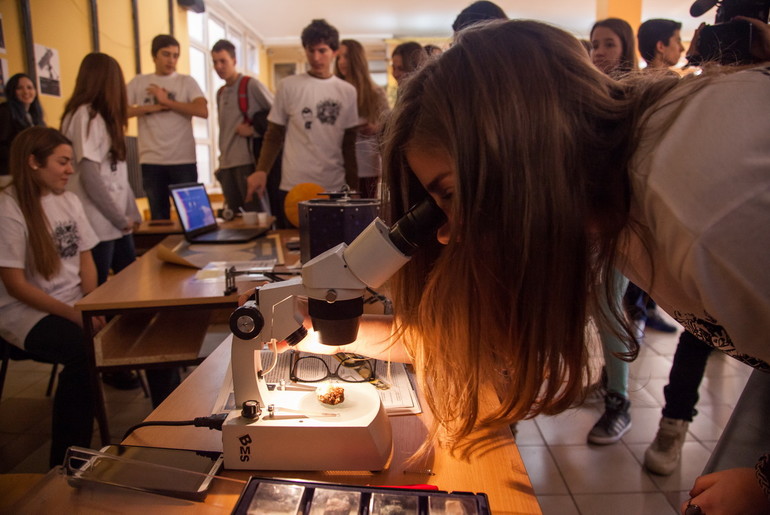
[291,356,329,382]
[336,358,374,382]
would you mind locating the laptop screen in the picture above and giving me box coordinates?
[170,183,217,232]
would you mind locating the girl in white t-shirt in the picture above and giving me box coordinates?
[61,53,181,403]
[334,39,390,199]
[348,20,770,514]
[61,52,141,285]
[0,127,102,467]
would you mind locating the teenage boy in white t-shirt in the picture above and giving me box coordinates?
[245,19,359,226]
[127,34,207,220]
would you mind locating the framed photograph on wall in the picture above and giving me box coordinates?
[0,58,8,99]
[0,14,6,53]
[34,44,61,97]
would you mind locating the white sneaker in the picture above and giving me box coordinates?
[644,417,689,475]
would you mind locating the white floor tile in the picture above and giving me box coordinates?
[629,355,674,381]
[534,406,600,446]
[621,406,692,445]
[518,446,569,495]
[700,375,749,408]
[626,383,663,408]
[514,418,545,446]
[1,370,52,398]
[627,441,711,492]
[688,404,734,442]
[537,494,579,515]
[573,492,677,515]
[664,490,692,512]
[639,377,668,406]
[549,444,658,494]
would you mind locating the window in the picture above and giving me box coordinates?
[186,9,263,190]
[247,41,260,76]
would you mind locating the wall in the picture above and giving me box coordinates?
[0,0,190,129]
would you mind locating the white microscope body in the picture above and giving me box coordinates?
[221,199,446,471]
[222,219,416,471]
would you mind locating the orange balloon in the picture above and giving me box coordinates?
[284,183,325,228]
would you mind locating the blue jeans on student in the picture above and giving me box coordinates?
[599,269,631,398]
[275,188,290,229]
[25,315,94,468]
[215,165,261,213]
[662,330,713,422]
[91,234,137,285]
[141,163,197,220]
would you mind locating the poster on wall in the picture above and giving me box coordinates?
[34,44,61,97]
[0,58,8,99]
[0,14,6,53]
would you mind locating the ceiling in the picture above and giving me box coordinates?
[217,0,712,46]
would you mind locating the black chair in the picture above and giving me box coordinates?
[0,337,58,400]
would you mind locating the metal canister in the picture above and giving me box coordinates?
[298,195,380,263]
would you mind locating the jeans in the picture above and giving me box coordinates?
[662,330,713,422]
[215,165,261,213]
[141,163,197,220]
[25,315,94,467]
[274,188,290,229]
[598,269,631,398]
[90,234,137,285]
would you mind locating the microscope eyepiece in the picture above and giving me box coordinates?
[388,196,448,256]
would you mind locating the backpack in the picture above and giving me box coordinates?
[217,76,270,160]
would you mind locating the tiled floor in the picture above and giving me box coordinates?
[0,313,752,514]
[0,365,193,474]
[517,314,752,514]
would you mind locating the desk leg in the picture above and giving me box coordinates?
[82,313,110,445]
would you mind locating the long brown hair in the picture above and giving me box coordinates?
[382,20,679,457]
[5,127,73,279]
[61,53,128,166]
[335,39,387,124]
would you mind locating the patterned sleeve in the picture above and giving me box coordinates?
[756,453,770,500]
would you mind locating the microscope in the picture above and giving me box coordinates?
[221,198,446,470]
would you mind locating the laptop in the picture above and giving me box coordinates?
[169,183,268,244]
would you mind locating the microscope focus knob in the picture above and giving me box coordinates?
[241,400,261,419]
[230,305,264,340]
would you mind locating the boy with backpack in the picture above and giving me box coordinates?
[211,39,273,214]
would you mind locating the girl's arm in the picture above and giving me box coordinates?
[78,159,131,231]
[79,250,98,296]
[79,251,106,332]
[0,267,82,326]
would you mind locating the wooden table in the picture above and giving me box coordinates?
[10,338,540,514]
[76,231,294,445]
[132,219,183,255]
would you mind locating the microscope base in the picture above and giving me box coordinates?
[222,383,393,470]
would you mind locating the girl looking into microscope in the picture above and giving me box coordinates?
[247,18,770,515]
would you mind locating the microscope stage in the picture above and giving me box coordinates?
[222,382,393,470]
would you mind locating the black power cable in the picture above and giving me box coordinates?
[122,413,228,441]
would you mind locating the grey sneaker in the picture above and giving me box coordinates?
[644,417,689,475]
[587,392,631,444]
